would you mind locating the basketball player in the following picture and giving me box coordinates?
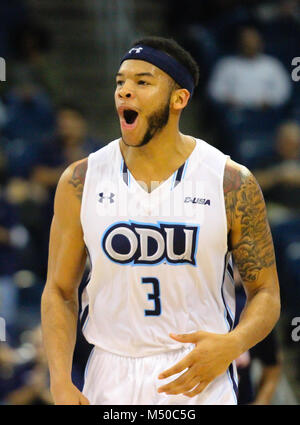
[41,37,280,405]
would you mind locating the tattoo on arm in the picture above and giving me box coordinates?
[224,164,275,282]
[68,160,87,200]
[224,166,243,231]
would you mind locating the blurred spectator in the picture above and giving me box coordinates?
[254,0,300,70]
[254,121,300,219]
[2,86,55,149]
[0,99,8,184]
[253,121,300,325]
[0,98,7,129]
[236,331,283,405]
[31,102,101,194]
[0,146,7,185]
[0,182,48,337]
[0,192,27,330]
[27,102,102,276]
[233,266,282,405]
[206,25,292,165]
[0,342,19,403]
[9,22,64,105]
[0,85,55,184]
[3,178,49,280]
[2,326,53,405]
[165,0,258,86]
[208,26,291,109]
[0,22,62,181]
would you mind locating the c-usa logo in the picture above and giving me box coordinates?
[102,221,199,266]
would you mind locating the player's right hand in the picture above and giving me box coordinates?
[50,382,90,405]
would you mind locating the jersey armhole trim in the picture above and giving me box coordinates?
[80,153,92,241]
[220,155,230,247]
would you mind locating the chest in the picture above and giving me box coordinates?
[82,170,226,267]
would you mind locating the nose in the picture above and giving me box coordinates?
[118,81,135,99]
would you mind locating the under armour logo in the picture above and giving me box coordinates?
[99,192,115,204]
[129,47,143,54]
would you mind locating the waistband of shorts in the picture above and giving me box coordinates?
[92,344,194,360]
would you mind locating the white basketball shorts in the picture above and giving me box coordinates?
[82,345,237,405]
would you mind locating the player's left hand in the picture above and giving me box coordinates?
[157,331,239,397]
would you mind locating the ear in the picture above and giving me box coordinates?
[171,88,190,111]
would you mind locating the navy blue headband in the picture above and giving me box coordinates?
[120,45,195,97]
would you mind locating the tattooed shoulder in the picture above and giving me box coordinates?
[224,159,275,282]
[68,159,88,201]
[224,160,250,230]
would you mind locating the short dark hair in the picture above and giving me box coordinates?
[129,36,199,89]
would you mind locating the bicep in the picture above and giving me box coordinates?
[45,167,87,299]
[229,170,279,295]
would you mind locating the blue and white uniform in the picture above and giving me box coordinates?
[80,137,237,405]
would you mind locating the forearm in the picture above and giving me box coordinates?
[41,286,78,386]
[229,288,280,357]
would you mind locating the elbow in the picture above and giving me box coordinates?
[41,280,78,306]
[269,289,281,328]
[248,285,281,327]
[275,297,281,325]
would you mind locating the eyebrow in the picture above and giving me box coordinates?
[116,72,155,78]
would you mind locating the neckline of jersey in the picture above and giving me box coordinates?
[116,137,201,196]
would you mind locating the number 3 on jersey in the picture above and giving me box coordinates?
[141,277,161,316]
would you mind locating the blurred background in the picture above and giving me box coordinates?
[0,0,299,405]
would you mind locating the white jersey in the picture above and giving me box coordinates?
[80,137,237,403]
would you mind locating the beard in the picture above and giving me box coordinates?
[122,93,171,148]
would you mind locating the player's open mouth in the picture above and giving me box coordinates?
[119,108,139,129]
[124,109,138,124]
